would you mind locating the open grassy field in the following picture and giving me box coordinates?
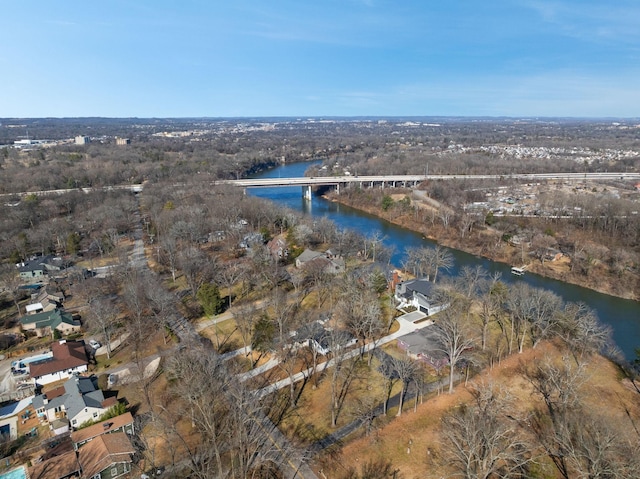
[312,341,640,478]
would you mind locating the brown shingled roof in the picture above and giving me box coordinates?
[101,396,119,409]
[29,450,80,479]
[78,432,135,479]
[71,412,134,446]
[43,385,66,399]
[29,341,88,379]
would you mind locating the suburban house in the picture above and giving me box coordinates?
[78,431,136,479]
[0,397,33,441]
[293,321,328,354]
[394,278,447,316]
[17,255,68,282]
[239,232,264,249]
[71,412,135,450]
[32,375,117,430]
[397,327,449,370]
[294,321,356,356]
[29,340,89,385]
[25,287,65,314]
[266,235,289,259]
[27,413,135,479]
[295,249,345,274]
[19,309,81,338]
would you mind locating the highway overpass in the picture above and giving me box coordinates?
[221,172,640,199]
[3,172,638,201]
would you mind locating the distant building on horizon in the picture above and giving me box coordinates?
[75,135,90,145]
[115,137,130,146]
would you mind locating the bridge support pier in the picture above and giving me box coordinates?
[302,185,312,201]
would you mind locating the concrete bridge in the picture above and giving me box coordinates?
[222,172,640,200]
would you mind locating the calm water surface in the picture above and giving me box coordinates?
[249,162,640,360]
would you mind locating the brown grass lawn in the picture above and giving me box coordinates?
[123,372,205,472]
[313,341,640,479]
[277,355,406,446]
[198,318,246,355]
[75,255,121,269]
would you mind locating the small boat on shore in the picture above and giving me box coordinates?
[511,266,526,276]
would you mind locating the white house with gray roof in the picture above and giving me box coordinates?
[394,278,448,316]
[32,375,112,429]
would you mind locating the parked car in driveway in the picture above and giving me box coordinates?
[89,339,101,349]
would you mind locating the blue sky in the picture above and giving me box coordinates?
[2,1,639,117]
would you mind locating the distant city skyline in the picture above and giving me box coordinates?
[2,1,639,118]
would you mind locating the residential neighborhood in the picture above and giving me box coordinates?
[0,117,638,478]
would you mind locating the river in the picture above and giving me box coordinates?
[249,161,640,360]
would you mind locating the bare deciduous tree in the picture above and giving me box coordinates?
[523,357,587,479]
[86,297,119,358]
[477,273,506,352]
[434,302,476,393]
[328,329,360,427]
[441,383,532,479]
[167,344,301,479]
[392,356,418,417]
[555,302,612,364]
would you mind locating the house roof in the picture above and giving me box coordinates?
[403,278,434,298]
[40,287,65,302]
[18,255,55,273]
[295,321,327,343]
[397,327,447,361]
[316,329,355,351]
[296,249,324,264]
[36,376,107,423]
[51,418,70,430]
[19,309,78,331]
[78,432,135,479]
[29,341,88,379]
[71,412,134,445]
[0,397,33,420]
[63,377,106,421]
[17,255,69,274]
[45,385,67,399]
[29,449,80,479]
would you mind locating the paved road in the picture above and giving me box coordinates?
[223,172,640,188]
[256,314,432,398]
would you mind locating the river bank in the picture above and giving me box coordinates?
[325,190,639,302]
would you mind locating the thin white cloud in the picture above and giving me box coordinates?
[522,0,640,44]
[232,2,407,47]
[391,69,640,117]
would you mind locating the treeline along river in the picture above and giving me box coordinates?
[249,162,640,360]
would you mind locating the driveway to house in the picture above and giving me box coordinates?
[195,298,270,332]
[254,312,433,397]
[195,310,235,331]
[93,332,129,357]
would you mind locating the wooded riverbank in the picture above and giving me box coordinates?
[325,188,640,302]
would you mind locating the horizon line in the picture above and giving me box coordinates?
[2,115,640,121]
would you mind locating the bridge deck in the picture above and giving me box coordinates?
[222,172,640,188]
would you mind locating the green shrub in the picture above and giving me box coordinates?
[381,195,394,211]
